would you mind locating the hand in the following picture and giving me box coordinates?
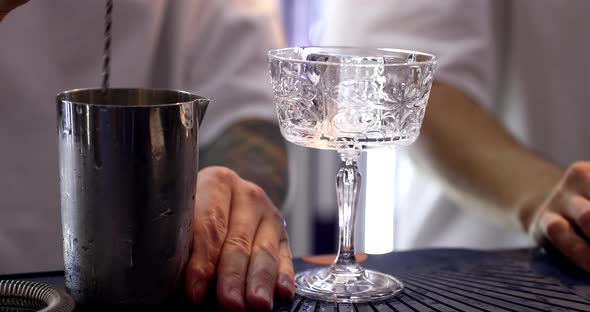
[530,162,590,272]
[0,0,28,22]
[185,166,295,311]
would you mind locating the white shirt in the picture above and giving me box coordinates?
[321,0,590,250]
[0,0,282,274]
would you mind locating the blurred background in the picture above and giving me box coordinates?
[3,0,588,281]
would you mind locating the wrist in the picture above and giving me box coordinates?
[516,164,563,235]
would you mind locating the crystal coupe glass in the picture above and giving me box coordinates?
[267,47,437,303]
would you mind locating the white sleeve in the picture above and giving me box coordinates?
[177,0,285,145]
[320,0,498,110]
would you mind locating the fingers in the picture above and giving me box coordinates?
[184,166,294,310]
[563,195,590,240]
[540,211,590,272]
[563,162,590,198]
[245,210,289,311]
[216,181,266,311]
[276,236,295,299]
[185,167,235,303]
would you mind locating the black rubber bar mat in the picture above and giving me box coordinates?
[2,248,589,311]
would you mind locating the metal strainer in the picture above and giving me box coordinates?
[0,280,75,312]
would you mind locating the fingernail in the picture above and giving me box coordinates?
[279,274,294,297]
[191,280,208,302]
[256,287,272,309]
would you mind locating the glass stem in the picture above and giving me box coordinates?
[331,150,363,275]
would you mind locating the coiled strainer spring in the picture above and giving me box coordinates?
[0,280,74,312]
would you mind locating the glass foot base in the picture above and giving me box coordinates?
[294,267,404,303]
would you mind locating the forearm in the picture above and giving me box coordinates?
[199,119,289,207]
[409,81,563,232]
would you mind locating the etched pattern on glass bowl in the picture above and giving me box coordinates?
[269,47,436,151]
[268,47,437,303]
